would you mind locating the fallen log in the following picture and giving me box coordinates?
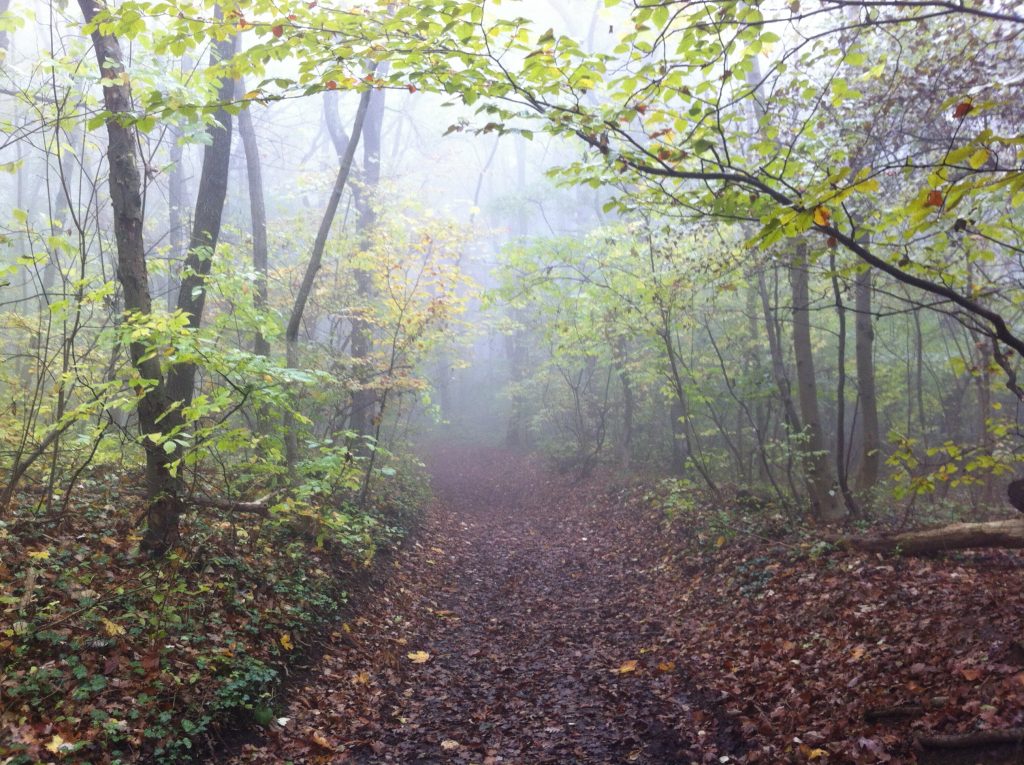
[836,518,1024,555]
[864,704,924,723]
[918,728,1024,749]
[189,492,279,517]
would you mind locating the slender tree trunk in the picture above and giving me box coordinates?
[236,79,270,359]
[167,126,185,312]
[669,397,687,475]
[78,0,183,554]
[757,266,802,434]
[830,253,859,516]
[745,276,770,481]
[790,241,843,522]
[285,88,372,467]
[967,261,996,505]
[165,27,235,406]
[612,335,634,469]
[348,86,386,437]
[42,127,78,301]
[854,267,880,492]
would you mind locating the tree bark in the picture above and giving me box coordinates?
[840,519,1024,555]
[756,264,804,501]
[348,86,386,437]
[612,334,634,469]
[790,241,843,522]
[165,27,235,407]
[854,267,880,492]
[78,0,183,554]
[285,87,372,467]
[236,79,270,359]
[830,253,859,516]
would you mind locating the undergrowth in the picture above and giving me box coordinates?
[0,457,429,764]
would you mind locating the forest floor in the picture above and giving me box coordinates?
[227,445,1024,765]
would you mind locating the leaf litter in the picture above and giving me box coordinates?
[228,445,1024,764]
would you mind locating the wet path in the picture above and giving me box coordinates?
[231,446,737,764]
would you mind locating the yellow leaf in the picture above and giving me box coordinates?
[352,670,370,685]
[101,617,126,637]
[27,549,50,560]
[46,734,69,754]
[808,748,828,760]
[968,148,989,169]
[280,633,294,650]
[407,650,430,663]
[615,659,638,674]
[715,535,726,548]
[851,645,866,661]
[813,206,831,227]
[657,661,676,672]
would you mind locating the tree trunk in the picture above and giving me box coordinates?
[236,79,270,359]
[612,335,634,469]
[830,253,859,516]
[78,0,183,554]
[756,264,805,501]
[790,241,843,522]
[839,519,1024,555]
[348,85,386,437]
[285,87,372,467]
[854,266,880,492]
[166,121,185,312]
[165,27,235,407]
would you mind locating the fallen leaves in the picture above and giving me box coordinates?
[100,617,126,637]
[220,447,1024,765]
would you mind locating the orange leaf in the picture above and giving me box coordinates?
[960,667,982,681]
[615,659,639,674]
[926,189,944,207]
[311,732,334,750]
[813,206,831,227]
[953,100,972,119]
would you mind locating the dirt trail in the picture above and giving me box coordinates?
[231,446,736,764]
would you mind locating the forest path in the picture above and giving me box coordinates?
[231,445,735,764]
